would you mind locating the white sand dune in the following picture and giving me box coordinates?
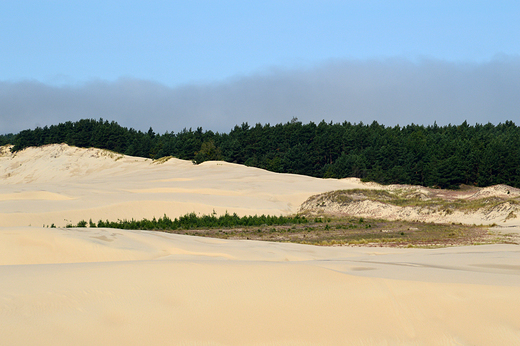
[1,144,520,345]
[1,144,370,227]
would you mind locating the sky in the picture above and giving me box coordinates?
[1,1,519,134]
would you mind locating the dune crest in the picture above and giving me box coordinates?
[0,144,369,227]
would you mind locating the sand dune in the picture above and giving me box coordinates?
[1,144,370,227]
[300,183,520,227]
[1,144,520,345]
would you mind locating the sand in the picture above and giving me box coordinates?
[1,144,520,345]
[299,184,520,227]
[1,144,371,227]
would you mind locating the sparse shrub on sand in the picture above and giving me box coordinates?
[86,212,308,231]
[58,213,516,248]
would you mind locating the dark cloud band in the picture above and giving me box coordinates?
[1,57,519,135]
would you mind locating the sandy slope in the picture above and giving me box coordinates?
[1,144,520,345]
[300,183,520,228]
[0,144,370,227]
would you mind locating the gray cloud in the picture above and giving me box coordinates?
[1,57,519,135]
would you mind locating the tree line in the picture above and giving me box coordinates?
[2,118,519,189]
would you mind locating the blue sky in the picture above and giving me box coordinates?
[1,1,519,133]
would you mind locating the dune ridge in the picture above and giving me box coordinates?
[0,144,371,227]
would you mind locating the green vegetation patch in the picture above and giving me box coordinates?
[61,213,516,248]
[67,212,308,231]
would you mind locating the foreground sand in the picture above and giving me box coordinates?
[1,144,520,345]
[1,227,520,345]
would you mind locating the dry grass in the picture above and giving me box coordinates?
[311,189,520,214]
[153,156,173,164]
[101,149,124,161]
[162,216,515,248]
